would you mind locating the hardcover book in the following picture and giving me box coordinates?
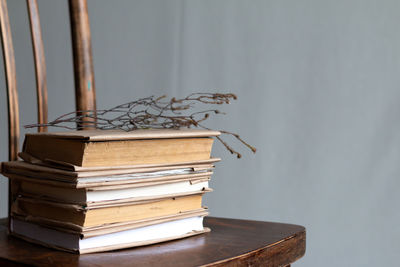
[22,129,220,167]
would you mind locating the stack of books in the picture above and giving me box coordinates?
[1,129,220,253]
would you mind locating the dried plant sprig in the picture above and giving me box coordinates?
[24,93,256,158]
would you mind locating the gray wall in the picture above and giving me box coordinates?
[1,1,400,266]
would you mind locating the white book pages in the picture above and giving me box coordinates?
[80,216,204,250]
[11,216,205,252]
[86,181,209,202]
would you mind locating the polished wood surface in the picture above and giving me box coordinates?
[0,217,305,267]
[0,0,21,218]
[69,0,97,129]
[27,0,48,133]
[0,0,20,161]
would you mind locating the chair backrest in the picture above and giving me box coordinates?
[0,0,97,212]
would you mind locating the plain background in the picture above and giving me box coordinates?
[1,1,400,266]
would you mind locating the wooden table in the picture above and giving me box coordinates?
[0,217,305,266]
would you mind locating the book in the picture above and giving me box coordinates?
[14,178,210,204]
[17,153,220,172]
[22,129,220,167]
[12,193,205,228]
[12,208,209,234]
[1,160,217,188]
[11,215,209,254]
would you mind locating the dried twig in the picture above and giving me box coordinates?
[25,93,256,158]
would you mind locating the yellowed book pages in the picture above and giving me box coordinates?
[12,194,203,227]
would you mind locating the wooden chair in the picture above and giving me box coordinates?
[0,0,306,266]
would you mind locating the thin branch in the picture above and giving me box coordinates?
[24,93,256,158]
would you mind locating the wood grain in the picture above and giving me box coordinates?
[68,0,96,130]
[27,0,48,132]
[0,217,305,266]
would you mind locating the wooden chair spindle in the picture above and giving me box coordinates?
[27,0,48,133]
